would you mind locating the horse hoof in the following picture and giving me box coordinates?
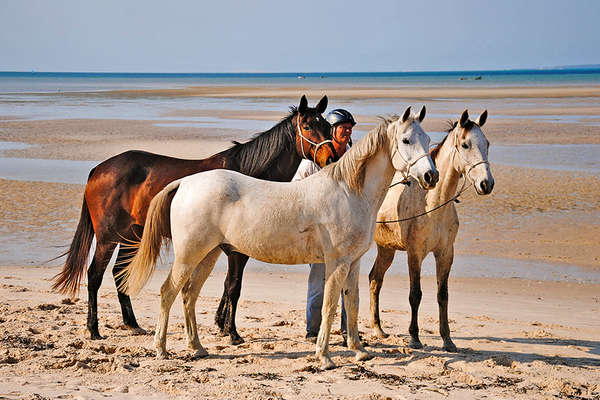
[192,348,209,359]
[320,357,336,370]
[408,339,423,349]
[128,326,148,336]
[355,350,373,362]
[374,329,389,339]
[230,335,245,345]
[443,341,457,353]
[90,332,103,340]
[155,350,169,360]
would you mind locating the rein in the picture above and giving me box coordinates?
[297,114,333,164]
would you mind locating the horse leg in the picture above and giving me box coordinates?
[221,252,249,345]
[181,247,221,358]
[112,229,146,335]
[87,239,117,340]
[368,245,395,338]
[435,246,457,352]
[316,261,347,370]
[155,257,201,359]
[407,252,424,349]
[344,259,372,362]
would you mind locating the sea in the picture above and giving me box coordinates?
[2,69,600,93]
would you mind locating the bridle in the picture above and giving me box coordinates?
[297,114,334,164]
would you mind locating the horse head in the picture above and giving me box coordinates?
[295,95,338,167]
[451,110,494,195]
[389,106,438,190]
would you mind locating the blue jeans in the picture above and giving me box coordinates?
[306,263,347,336]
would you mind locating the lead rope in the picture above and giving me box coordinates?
[297,114,333,164]
[376,175,470,224]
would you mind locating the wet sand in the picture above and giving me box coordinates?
[0,84,599,399]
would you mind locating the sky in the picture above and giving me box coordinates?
[1,0,599,73]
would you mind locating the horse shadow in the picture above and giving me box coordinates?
[373,334,600,368]
[454,335,600,357]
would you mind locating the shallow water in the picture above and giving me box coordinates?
[0,157,97,184]
[489,144,600,173]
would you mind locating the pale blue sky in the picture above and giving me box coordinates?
[1,0,599,72]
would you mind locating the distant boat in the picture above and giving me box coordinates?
[297,75,305,79]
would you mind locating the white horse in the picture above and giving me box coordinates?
[370,110,494,352]
[120,106,439,369]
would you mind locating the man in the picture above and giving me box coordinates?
[292,108,356,344]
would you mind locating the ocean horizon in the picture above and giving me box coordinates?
[1,68,600,94]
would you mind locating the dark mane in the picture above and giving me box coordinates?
[224,107,297,176]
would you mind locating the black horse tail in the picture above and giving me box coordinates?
[52,173,96,296]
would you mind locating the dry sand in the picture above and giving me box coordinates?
[0,266,598,400]
[0,84,599,399]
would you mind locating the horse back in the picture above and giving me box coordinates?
[84,150,222,230]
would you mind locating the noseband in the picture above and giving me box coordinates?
[297,114,334,164]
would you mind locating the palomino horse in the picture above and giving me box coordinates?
[369,110,494,352]
[52,95,337,340]
[118,106,439,369]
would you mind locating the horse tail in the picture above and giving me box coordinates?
[118,179,181,296]
[52,186,96,296]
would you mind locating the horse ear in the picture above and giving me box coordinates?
[401,106,412,123]
[316,95,328,114]
[418,105,426,122]
[459,110,469,128]
[476,110,488,127]
[299,95,308,114]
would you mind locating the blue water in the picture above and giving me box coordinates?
[1,69,600,93]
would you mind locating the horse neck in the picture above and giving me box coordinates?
[257,146,303,181]
[427,135,462,208]
[361,141,397,214]
[211,116,302,181]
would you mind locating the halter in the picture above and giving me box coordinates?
[451,129,489,184]
[297,114,334,164]
[392,139,431,185]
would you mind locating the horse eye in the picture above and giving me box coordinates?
[303,125,311,130]
[461,143,469,149]
[402,138,410,145]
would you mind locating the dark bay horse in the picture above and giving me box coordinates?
[53,95,336,340]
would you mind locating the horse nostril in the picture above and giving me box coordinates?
[432,170,439,184]
[480,179,493,194]
[424,171,432,184]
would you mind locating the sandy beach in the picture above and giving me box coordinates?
[0,84,599,399]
